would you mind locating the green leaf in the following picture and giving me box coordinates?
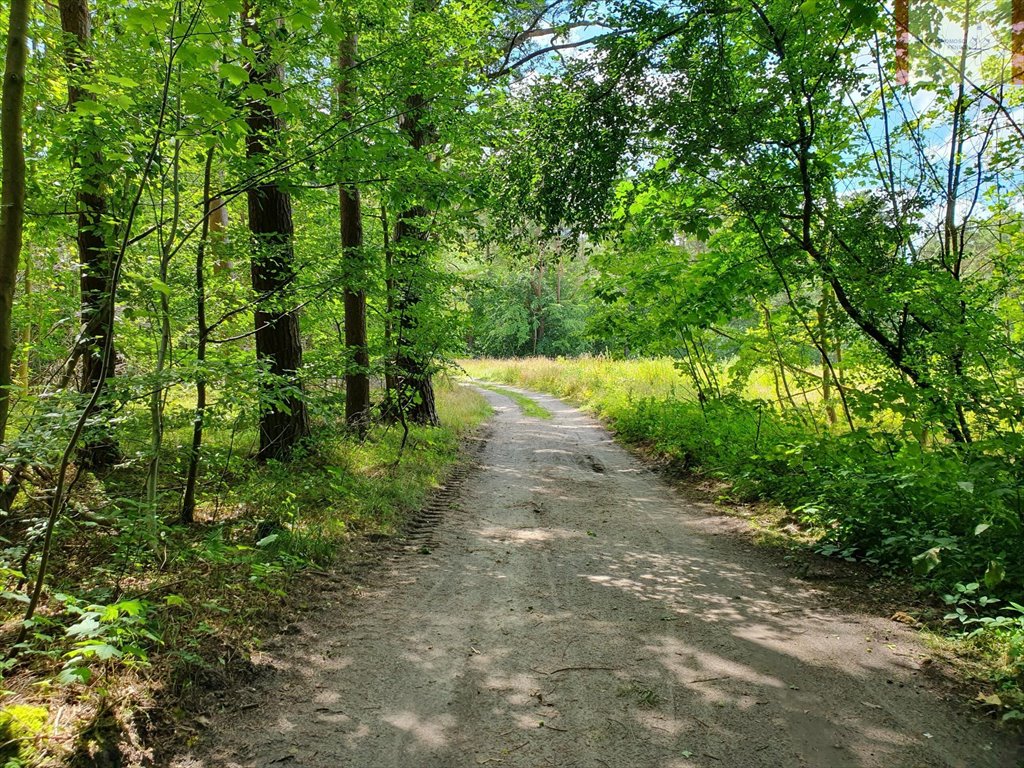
[977,692,1002,707]
[65,616,101,638]
[220,63,249,86]
[291,10,314,30]
[266,96,288,116]
[57,665,91,685]
[838,0,880,28]
[109,93,135,110]
[191,45,222,66]
[76,641,122,661]
[74,100,105,117]
[984,561,1006,590]
[974,522,990,535]
[115,599,146,617]
[106,75,139,88]
[912,547,941,575]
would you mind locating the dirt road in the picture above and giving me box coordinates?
[171,385,1021,768]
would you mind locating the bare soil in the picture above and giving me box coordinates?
[169,386,1023,768]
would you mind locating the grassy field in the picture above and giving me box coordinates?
[461,356,692,419]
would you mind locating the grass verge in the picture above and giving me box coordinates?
[0,380,492,766]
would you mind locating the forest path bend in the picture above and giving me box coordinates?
[171,385,1021,768]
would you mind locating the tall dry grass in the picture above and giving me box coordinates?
[459,356,693,419]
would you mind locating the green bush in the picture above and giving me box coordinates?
[735,432,1024,594]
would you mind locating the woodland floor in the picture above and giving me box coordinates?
[168,386,1022,768]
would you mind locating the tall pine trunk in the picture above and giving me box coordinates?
[243,1,309,460]
[0,0,31,446]
[338,30,370,434]
[60,0,118,468]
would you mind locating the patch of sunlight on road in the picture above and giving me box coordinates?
[381,710,455,748]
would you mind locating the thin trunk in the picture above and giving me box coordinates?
[18,256,29,388]
[770,366,784,411]
[680,335,707,407]
[145,138,181,531]
[182,148,215,524]
[0,0,30,445]
[943,1,974,444]
[209,182,230,275]
[532,259,544,354]
[338,31,369,434]
[818,285,837,426]
[762,304,804,421]
[243,0,309,459]
[835,326,844,386]
[694,335,721,399]
[60,0,118,468]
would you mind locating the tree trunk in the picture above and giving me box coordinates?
[0,0,30,447]
[392,85,439,426]
[182,149,215,524]
[209,190,230,275]
[60,0,119,469]
[144,137,180,539]
[18,256,30,388]
[531,259,544,354]
[338,31,370,434]
[243,0,309,460]
[381,206,398,413]
[393,200,439,426]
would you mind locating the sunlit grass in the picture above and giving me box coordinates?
[186,378,493,538]
[461,356,850,427]
[0,380,493,744]
[472,381,552,419]
[461,356,692,420]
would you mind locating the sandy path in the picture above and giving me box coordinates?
[171,386,1021,768]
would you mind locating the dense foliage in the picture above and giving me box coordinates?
[462,0,1024,719]
[468,0,1024,593]
[1,0,1024,752]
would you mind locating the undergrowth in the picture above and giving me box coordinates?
[463,356,1024,721]
[0,381,491,766]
